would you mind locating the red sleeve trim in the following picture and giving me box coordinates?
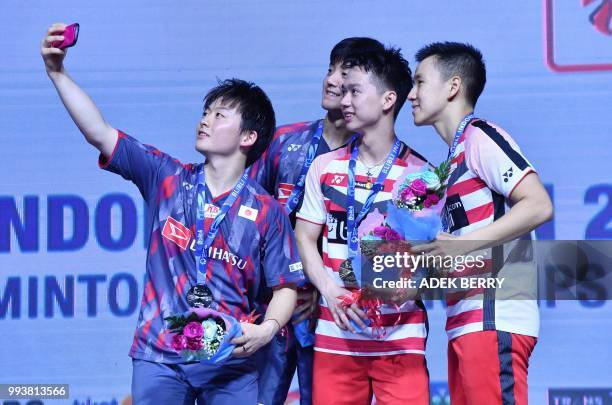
[508,169,536,200]
[98,130,125,169]
[295,216,325,226]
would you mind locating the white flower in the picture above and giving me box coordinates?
[420,170,441,190]
[202,319,218,341]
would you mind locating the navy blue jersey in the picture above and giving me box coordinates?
[250,120,332,221]
[100,131,305,363]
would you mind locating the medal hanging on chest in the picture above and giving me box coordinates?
[365,169,374,190]
[186,284,214,308]
[188,165,251,308]
[339,259,358,288]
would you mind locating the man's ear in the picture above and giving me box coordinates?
[240,130,258,147]
[448,75,462,100]
[382,90,397,115]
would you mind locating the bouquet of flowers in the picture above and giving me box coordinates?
[386,160,449,242]
[337,162,450,338]
[165,308,243,365]
[338,226,411,338]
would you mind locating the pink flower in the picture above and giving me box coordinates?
[373,226,389,239]
[373,226,401,241]
[171,334,187,351]
[384,228,402,241]
[400,187,414,203]
[423,193,440,208]
[186,337,203,351]
[183,321,204,339]
[409,179,427,197]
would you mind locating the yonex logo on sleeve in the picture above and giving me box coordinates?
[289,262,303,272]
[503,167,514,183]
[287,144,302,152]
[162,217,192,250]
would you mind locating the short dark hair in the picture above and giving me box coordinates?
[329,37,385,66]
[203,78,275,167]
[342,45,412,119]
[415,42,486,106]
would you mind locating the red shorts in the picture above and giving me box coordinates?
[448,330,537,405]
[312,351,429,405]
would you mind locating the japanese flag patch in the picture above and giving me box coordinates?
[238,205,258,221]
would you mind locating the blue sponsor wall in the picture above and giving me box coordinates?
[1,1,611,404]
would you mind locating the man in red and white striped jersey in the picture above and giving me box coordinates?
[295,44,431,404]
[409,42,554,405]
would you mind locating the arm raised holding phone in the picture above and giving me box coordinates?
[41,23,117,158]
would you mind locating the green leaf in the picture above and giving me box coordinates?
[164,312,202,332]
[434,160,451,185]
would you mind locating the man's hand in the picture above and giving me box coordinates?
[292,287,318,324]
[412,233,464,276]
[231,320,277,358]
[294,219,368,332]
[39,23,119,157]
[41,23,69,75]
[413,233,486,276]
[412,232,464,257]
[321,281,368,333]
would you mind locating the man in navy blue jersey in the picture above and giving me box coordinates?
[42,22,304,405]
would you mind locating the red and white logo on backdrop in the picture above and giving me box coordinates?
[544,0,612,72]
[582,0,612,35]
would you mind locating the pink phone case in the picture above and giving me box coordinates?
[52,23,79,49]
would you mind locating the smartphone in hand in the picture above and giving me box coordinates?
[52,23,80,49]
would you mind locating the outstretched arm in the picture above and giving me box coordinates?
[41,23,118,158]
[416,173,553,256]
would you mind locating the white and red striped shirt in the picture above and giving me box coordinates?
[297,139,430,356]
[443,119,539,340]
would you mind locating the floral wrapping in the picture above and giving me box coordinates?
[165,308,243,365]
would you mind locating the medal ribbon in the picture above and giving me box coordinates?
[195,165,251,285]
[284,120,324,215]
[442,112,476,232]
[447,112,475,160]
[346,138,402,261]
